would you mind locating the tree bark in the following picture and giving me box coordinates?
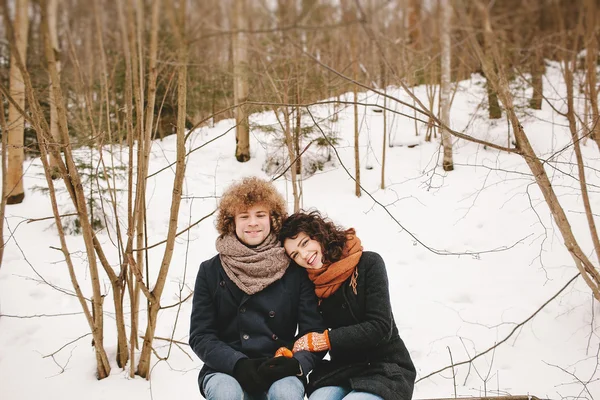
[47,0,62,178]
[0,96,8,268]
[233,0,250,162]
[6,0,29,204]
[585,0,600,149]
[440,0,454,171]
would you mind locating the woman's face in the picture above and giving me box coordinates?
[283,232,324,270]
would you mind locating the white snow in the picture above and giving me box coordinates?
[0,62,599,400]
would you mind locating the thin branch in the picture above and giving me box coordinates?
[416,273,581,383]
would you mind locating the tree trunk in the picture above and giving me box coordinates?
[348,3,360,197]
[440,0,454,171]
[233,0,250,162]
[585,0,600,149]
[0,97,8,268]
[6,0,29,204]
[529,45,544,110]
[47,0,62,178]
[381,73,387,190]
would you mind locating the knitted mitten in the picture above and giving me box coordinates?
[292,330,330,353]
[274,347,293,358]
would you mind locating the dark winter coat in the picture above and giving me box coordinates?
[306,251,416,400]
[189,254,326,395]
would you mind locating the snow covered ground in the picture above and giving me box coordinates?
[0,63,599,400]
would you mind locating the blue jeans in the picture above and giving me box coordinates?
[309,386,384,400]
[202,372,305,400]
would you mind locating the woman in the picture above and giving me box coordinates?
[277,211,416,400]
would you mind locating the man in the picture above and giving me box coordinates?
[189,176,325,399]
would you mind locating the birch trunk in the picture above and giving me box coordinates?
[440,0,453,171]
[6,0,29,204]
[47,0,62,178]
[585,0,600,150]
[233,0,250,162]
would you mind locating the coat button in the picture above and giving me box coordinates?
[243,334,249,340]
[269,311,275,318]
[342,303,347,309]
[240,307,246,313]
[272,334,278,340]
[219,280,225,287]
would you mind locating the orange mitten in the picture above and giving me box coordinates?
[274,347,294,358]
[292,330,330,353]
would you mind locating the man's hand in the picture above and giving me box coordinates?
[232,358,269,394]
[257,356,302,383]
[292,330,330,353]
[274,347,293,358]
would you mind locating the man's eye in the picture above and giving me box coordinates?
[239,215,248,219]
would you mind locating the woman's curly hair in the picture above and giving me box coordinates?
[278,210,347,264]
[216,177,288,236]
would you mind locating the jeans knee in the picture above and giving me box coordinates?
[308,386,351,400]
[268,376,305,400]
[203,373,244,400]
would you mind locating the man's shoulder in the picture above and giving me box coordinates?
[281,262,310,282]
[199,254,222,272]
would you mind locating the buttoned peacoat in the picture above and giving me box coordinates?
[189,254,326,395]
[306,251,416,400]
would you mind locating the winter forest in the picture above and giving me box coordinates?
[1,0,600,399]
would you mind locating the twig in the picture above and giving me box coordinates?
[447,346,458,398]
[43,332,92,359]
[0,312,84,319]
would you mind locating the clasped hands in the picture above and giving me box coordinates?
[233,330,330,394]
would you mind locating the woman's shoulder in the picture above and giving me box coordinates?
[358,251,385,268]
[282,262,308,278]
[357,251,389,278]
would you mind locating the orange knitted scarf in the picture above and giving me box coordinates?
[307,229,363,300]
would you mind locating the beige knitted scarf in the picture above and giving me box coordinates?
[216,233,290,295]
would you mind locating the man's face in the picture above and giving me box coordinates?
[234,204,271,246]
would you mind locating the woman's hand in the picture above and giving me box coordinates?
[292,330,330,353]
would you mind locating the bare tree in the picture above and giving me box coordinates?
[136,0,188,378]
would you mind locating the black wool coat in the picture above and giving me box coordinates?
[306,251,416,400]
[189,254,326,395]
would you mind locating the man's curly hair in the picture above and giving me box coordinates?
[216,177,288,236]
[278,210,347,264]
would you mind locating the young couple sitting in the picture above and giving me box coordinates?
[189,177,416,400]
